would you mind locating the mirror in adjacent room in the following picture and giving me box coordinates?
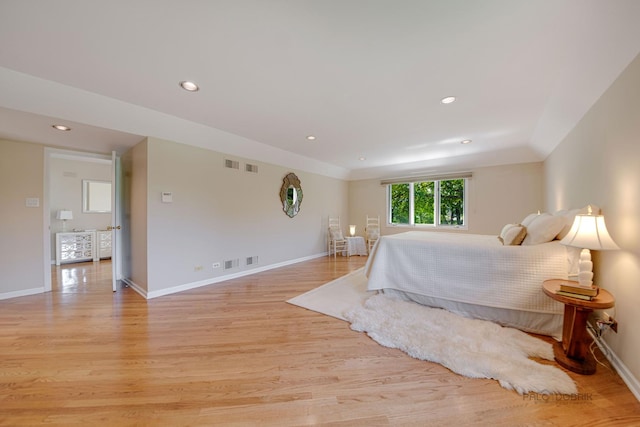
[280,172,303,218]
[82,179,112,213]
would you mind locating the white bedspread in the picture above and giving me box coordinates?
[365,231,567,314]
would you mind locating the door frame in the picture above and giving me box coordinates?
[110,150,121,291]
[44,147,121,291]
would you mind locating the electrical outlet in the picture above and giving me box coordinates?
[603,312,618,333]
[212,262,221,269]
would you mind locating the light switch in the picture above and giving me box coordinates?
[161,192,173,203]
[25,197,40,207]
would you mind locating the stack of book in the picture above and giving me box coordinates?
[555,281,599,301]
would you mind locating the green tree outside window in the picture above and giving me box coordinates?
[439,179,464,225]
[389,178,466,227]
[414,181,434,224]
[390,183,410,224]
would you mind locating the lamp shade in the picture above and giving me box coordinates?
[559,213,619,251]
[56,210,73,220]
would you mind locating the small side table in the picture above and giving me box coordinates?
[543,279,615,375]
[345,236,368,256]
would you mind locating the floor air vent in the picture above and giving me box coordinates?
[246,256,258,266]
[224,259,239,270]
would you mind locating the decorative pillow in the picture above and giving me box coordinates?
[366,227,379,239]
[330,228,344,240]
[521,213,566,245]
[498,224,527,245]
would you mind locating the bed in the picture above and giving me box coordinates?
[364,211,583,339]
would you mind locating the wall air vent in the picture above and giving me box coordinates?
[245,163,258,173]
[224,159,240,170]
[246,256,258,266]
[224,259,239,270]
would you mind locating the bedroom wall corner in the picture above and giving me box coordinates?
[544,53,640,400]
[469,162,543,233]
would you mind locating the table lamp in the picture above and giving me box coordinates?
[57,209,73,232]
[349,225,356,237]
[559,206,619,288]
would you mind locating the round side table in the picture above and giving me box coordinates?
[543,279,614,375]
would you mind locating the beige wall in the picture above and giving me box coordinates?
[545,53,640,391]
[130,137,348,297]
[0,139,45,297]
[348,162,543,237]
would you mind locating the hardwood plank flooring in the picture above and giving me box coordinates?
[1,257,639,426]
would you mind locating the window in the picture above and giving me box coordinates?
[388,178,467,227]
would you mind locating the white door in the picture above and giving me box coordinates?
[110,151,121,292]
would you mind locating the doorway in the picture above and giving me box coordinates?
[45,148,119,293]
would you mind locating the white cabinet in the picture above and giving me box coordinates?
[97,230,112,260]
[55,232,96,265]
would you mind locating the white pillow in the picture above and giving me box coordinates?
[498,223,527,245]
[366,227,379,239]
[521,213,540,227]
[554,208,580,240]
[521,214,566,245]
[330,228,344,240]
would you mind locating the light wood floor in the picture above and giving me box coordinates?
[1,257,639,426]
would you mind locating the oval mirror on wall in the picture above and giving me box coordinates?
[280,173,303,218]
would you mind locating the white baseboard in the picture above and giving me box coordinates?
[120,278,147,299]
[591,331,640,402]
[126,252,328,300]
[0,286,45,300]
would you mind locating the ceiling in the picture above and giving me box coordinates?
[1,1,639,180]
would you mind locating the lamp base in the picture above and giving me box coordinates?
[577,248,594,288]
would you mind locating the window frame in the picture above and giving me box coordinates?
[387,177,468,229]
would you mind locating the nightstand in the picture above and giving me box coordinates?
[345,236,368,256]
[543,279,615,375]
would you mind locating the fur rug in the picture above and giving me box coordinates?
[344,293,577,395]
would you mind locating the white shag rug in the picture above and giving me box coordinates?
[287,268,577,395]
[345,293,577,395]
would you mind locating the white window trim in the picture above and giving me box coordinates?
[386,178,469,230]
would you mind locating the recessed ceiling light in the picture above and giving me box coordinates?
[359,157,366,161]
[306,135,316,141]
[52,124,71,131]
[441,96,456,104]
[461,139,472,144]
[179,81,199,92]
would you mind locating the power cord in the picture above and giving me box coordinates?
[587,319,614,372]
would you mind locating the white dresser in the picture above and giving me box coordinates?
[55,231,96,265]
[96,230,112,260]
[55,230,113,265]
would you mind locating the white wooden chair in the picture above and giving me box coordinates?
[328,216,347,259]
[365,215,380,253]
